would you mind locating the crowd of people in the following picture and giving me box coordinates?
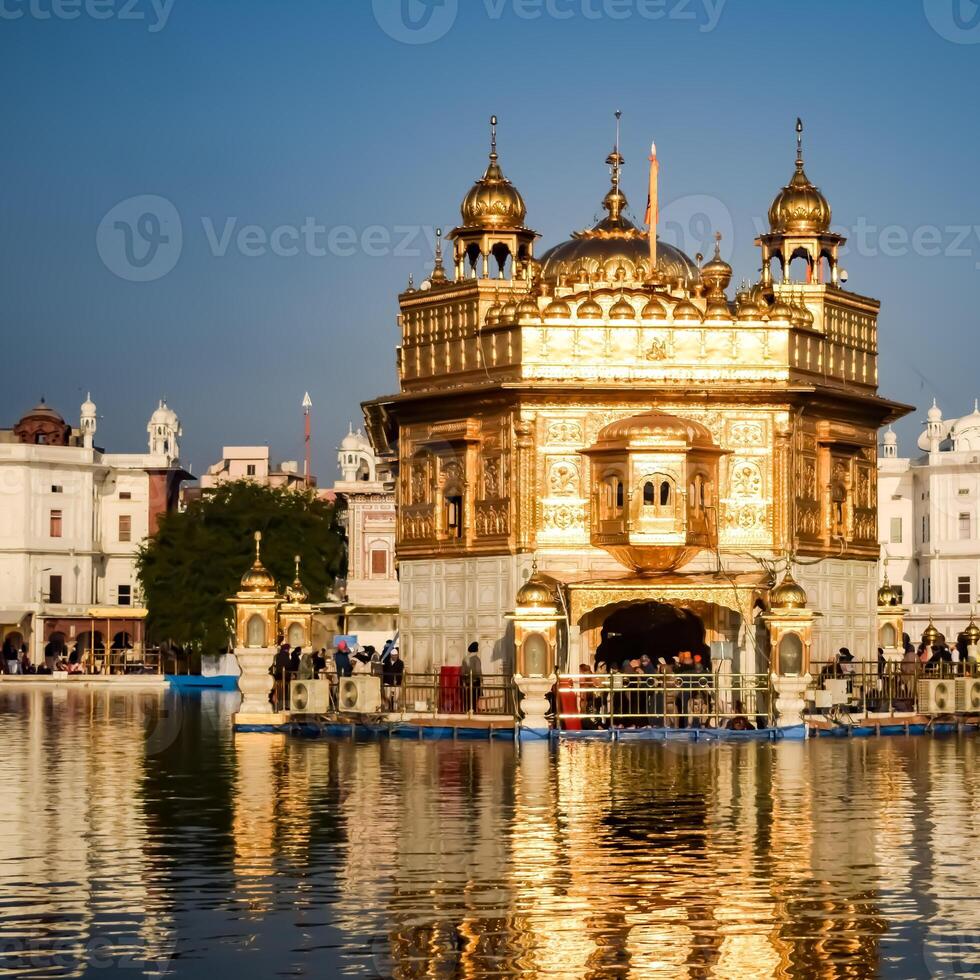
[2,637,88,675]
[558,650,758,731]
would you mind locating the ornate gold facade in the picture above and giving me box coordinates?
[364,117,911,669]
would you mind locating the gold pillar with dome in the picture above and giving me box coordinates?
[876,573,907,665]
[277,555,314,650]
[230,532,284,725]
[505,565,562,739]
[762,570,818,730]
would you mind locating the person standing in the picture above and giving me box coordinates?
[333,640,353,678]
[462,642,483,712]
[2,639,19,675]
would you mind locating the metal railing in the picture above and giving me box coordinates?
[806,660,980,718]
[386,673,515,717]
[555,671,773,730]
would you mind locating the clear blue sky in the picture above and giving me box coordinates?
[2,0,979,474]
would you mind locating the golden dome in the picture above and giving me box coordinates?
[700,234,733,294]
[485,298,502,325]
[539,144,700,287]
[499,300,519,322]
[591,408,716,452]
[671,297,703,322]
[609,295,636,320]
[517,297,542,321]
[705,296,733,322]
[516,571,556,609]
[768,296,794,322]
[284,556,309,603]
[770,572,807,610]
[543,297,571,319]
[577,296,603,319]
[459,116,528,231]
[736,291,761,321]
[877,580,901,607]
[640,296,667,320]
[768,120,831,234]
[240,532,277,595]
[960,618,980,647]
[922,619,943,647]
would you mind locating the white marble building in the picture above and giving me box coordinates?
[878,400,980,644]
[0,397,189,660]
[330,427,398,649]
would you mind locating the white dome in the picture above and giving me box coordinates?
[150,400,176,425]
[927,399,943,423]
[883,428,897,446]
[81,392,96,416]
[340,425,370,452]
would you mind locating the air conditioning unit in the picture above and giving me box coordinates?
[918,678,957,714]
[956,676,980,713]
[337,675,383,714]
[289,679,330,714]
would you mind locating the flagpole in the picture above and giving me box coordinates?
[647,141,659,274]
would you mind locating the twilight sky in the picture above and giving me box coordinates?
[2,0,979,478]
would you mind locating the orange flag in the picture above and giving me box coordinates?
[646,141,659,271]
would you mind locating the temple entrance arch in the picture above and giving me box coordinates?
[593,602,708,669]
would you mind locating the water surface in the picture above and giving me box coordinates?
[0,688,978,978]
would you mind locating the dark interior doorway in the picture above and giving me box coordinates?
[595,602,710,669]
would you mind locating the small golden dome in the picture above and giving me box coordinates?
[671,298,703,322]
[796,298,814,328]
[736,293,761,321]
[284,556,309,603]
[877,581,900,607]
[543,297,571,319]
[704,296,733,322]
[577,296,603,320]
[591,408,717,451]
[517,297,542,322]
[517,571,555,609]
[640,296,667,320]
[922,619,943,647]
[460,117,528,231]
[768,120,832,234]
[609,295,636,320]
[499,300,519,322]
[485,299,502,325]
[770,572,807,611]
[960,618,980,647]
[240,532,277,595]
[789,301,808,328]
[700,234,733,294]
[768,297,794,322]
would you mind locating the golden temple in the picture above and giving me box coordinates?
[363,115,912,676]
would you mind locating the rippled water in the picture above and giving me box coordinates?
[1,688,980,978]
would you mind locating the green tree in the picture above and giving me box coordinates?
[137,482,345,652]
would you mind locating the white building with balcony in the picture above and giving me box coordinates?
[878,400,980,645]
[0,397,189,661]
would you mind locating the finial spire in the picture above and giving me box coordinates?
[796,117,804,170]
[714,230,722,258]
[430,227,447,282]
[490,114,498,163]
[254,531,262,560]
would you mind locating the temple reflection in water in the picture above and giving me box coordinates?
[1,690,979,978]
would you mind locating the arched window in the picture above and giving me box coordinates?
[660,481,671,507]
[616,480,624,510]
[287,622,304,648]
[246,614,266,649]
[643,482,655,506]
